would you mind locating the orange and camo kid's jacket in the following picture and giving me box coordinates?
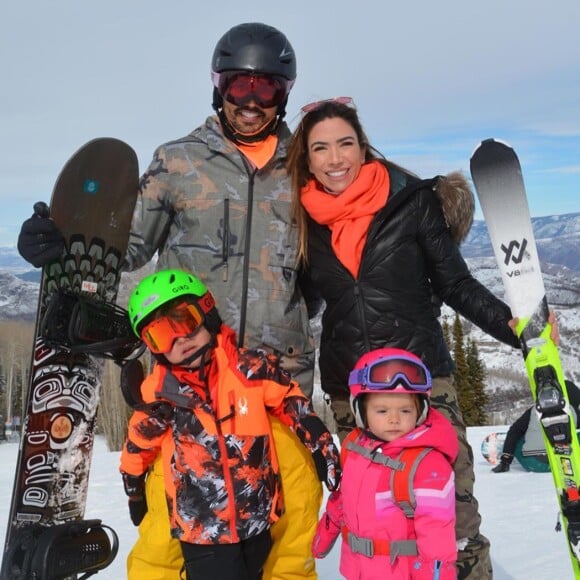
[120,324,332,545]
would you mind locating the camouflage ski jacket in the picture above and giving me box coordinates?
[124,116,315,394]
[119,325,326,545]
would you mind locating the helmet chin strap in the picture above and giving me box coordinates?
[176,337,215,371]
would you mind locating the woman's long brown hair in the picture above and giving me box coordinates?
[287,101,391,265]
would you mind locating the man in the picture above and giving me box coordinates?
[18,23,322,580]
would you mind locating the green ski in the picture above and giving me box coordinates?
[470,138,580,578]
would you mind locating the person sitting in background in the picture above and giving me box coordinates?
[493,380,580,473]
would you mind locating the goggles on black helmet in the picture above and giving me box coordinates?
[212,71,291,109]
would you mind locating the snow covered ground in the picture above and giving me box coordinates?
[0,426,573,579]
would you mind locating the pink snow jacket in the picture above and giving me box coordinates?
[312,408,458,579]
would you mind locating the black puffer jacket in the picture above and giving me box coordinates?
[307,163,520,398]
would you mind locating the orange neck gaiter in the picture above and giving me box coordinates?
[235,134,278,169]
[301,160,390,278]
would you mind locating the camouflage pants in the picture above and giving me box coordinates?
[330,375,493,580]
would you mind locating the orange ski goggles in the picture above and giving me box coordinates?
[140,297,213,354]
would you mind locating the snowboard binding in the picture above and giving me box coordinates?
[2,519,118,580]
[40,289,145,361]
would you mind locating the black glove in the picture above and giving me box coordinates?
[17,201,65,267]
[128,496,148,526]
[296,414,342,491]
[122,472,148,526]
[312,434,342,492]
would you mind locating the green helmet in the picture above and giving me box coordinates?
[128,269,220,336]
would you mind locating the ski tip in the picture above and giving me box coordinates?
[470,137,513,160]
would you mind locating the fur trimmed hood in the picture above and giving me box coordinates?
[434,171,474,244]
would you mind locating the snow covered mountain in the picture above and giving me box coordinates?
[462,211,580,272]
[0,271,40,320]
[0,246,34,275]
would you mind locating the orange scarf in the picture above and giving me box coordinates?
[301,161,389,278]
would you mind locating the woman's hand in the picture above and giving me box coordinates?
[508,310,560,346]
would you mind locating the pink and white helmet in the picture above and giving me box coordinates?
[348,347,432,428]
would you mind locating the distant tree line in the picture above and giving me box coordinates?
[0,320,132,451]
[0,321,34,436]
[442,313,489,426]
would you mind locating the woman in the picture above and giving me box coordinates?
[287,98,521,580]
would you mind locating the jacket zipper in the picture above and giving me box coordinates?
[215,415,239,542]
[222,198,229,282]
[238,160,256,347]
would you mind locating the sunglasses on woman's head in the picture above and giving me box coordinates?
[300,96,355,115]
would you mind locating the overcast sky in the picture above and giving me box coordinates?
[1,0,579,246]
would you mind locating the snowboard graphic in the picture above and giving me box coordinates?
[471,138,580,577]
[481,432,550,472]
[1,138,140,580]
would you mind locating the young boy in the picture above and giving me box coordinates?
[312,347,459,579]
[119,269,340,580]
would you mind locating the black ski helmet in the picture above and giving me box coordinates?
[211,22,296,83]
[210,22,296,140]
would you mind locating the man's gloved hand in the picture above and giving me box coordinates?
[122,472,148,526]
[17,202,65,267]
[312,433,342,492]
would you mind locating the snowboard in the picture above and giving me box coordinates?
[471,138,580,577]
[481,432,550,472]
[1,138,140,580]
[481,432,507,465]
